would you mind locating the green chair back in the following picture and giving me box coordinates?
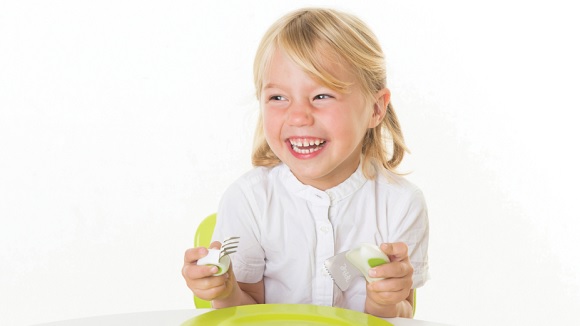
[193,213,217,308]
[413,289,417,317]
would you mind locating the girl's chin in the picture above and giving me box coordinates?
[287,164,329,182]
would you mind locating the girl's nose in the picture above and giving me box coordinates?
[286,101,314,127]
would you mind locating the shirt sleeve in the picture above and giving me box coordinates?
[390,188,430,288]
[211,181,266,284]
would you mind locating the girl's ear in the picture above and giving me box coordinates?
[368,88,391,128]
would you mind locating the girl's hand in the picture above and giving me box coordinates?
[365,242,414,317]
[182,241,237,302]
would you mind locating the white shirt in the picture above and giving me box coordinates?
[212,162,429,312]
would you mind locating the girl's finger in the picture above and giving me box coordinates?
[370,260,413,278]
[380,242,409,262]
[183,247,209,263]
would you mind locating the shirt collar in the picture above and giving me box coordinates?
[279,163,367,206]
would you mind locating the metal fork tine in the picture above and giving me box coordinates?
[221,247,237,254]
[223,237,240,244]
[222,244,238,250]
[220,249,237,256]
[219,236,240,259]
[220,250,237,259]
[221,244,238,251]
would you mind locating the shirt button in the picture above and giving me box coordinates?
[320,225,330,233]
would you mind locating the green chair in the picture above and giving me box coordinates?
[192,212,417,316]
[413,289,417,317]
[193,213,217,308]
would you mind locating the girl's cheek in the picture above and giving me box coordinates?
[262,114,276,137]
[263,107,283,125]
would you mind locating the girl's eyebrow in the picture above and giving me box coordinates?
[263,83,283,90]
[264,82,332,91]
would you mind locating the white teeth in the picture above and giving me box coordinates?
[292,146,320,154]
[290,138,326,154]
[289,138,325,147]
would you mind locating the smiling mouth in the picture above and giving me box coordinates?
[288,138,327,154]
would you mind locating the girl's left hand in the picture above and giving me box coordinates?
[365,242,414,307]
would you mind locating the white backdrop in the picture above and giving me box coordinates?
[1,1,578,325]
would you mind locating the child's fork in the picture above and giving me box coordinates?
[220,236,240,259]
[197,236,240,276]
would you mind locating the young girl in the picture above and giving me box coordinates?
[182,7,429,318]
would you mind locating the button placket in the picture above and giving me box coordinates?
[311,194,335,306]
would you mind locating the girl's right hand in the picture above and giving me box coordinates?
[182,241,237,302]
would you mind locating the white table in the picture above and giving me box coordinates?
[33,309,453,326]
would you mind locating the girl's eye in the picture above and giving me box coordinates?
[269,95,286,101]
[313,94,333,100]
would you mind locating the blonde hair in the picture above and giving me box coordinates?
[251,8,408,178]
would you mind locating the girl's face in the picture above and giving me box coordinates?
[261,49,383,190]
